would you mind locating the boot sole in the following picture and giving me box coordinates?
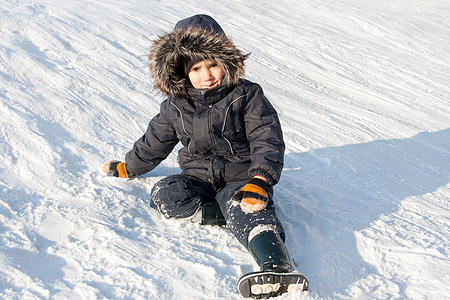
[238,270,308,298]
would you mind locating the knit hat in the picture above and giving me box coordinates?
[183,55,204,75]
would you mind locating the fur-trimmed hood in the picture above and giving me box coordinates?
[149,15,249,96]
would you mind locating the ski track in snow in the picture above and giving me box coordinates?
[1,0,449,299]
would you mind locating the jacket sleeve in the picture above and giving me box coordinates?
[125,99,179,176]
[244,83,285,185]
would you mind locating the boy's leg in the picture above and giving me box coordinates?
[216,181,308,298]
[150,174,215,219]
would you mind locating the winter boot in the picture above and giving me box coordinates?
[191,202,226,226]
[237,230,308,298]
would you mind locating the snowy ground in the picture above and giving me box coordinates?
[1,0,449,299]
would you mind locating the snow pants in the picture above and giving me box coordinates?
[150,174,285,248]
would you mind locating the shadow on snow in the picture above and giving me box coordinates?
[277,128,450,298]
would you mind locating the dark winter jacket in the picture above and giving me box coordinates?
[125,15,285,189]
[125,79,285,188]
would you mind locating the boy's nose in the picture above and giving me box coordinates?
[202,68,213,79]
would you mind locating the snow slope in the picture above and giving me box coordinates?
[1,0,449,299]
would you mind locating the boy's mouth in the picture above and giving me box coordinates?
[202,81,219,89]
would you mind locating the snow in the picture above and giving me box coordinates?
[1,0,449,299]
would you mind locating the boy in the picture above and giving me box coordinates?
[103,14,308,298]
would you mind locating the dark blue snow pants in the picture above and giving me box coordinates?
[150,174,285,248]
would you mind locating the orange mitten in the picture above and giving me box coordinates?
[233,177,270,213]
[102,160,129,178]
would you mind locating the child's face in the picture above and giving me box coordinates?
[188,59,224,89]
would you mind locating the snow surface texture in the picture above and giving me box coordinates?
[1,0,449,299]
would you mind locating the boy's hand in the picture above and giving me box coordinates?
[233,176,270,213]
[102,160,129,178]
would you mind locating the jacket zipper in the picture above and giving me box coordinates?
[221,95,247,155]
[170,102,193,154]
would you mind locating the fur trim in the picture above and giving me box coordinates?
[149,26,249,95]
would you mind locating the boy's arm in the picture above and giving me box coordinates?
[244,84,285,185]
[125,99,179,176]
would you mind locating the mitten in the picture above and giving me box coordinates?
[233,177,270,213]
[102,160,129,178]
